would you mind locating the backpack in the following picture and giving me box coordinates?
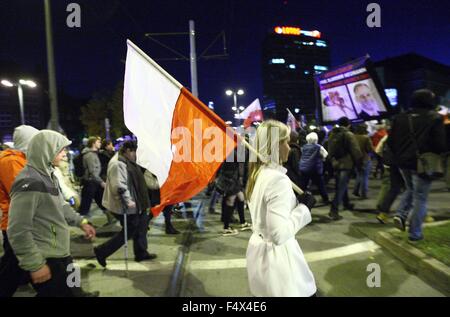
[328,131,347,160]
[73,153,85,179]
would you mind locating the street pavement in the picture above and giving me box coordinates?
[2,177,449,297]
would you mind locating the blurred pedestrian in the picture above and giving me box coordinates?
[299,132,330,204]
[388,89,446,242]
[353,124,374,199]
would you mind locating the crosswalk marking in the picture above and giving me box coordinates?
[75,240,379,272]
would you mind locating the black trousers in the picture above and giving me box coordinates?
[300,171,329,201]
[79,180,106,215]
[95,212,151,260]
[0,231,28,297]
[31,257,82,297]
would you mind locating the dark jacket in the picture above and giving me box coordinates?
[328,127,363,170]
[284,143,302,187]
[354,134,374,163]
[299,144,323,174]
[387,109,446,170]
[215,160,243,196]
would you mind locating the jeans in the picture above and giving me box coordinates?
[354,160,372,197]
[396,169,432,240]
[376,166,404,213]
[331,170,351,212]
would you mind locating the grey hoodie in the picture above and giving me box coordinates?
[13,125,40,154]
[7,130,85,272]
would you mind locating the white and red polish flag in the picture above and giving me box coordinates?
[286,108,300,131]
[235,98,264,128]
[123,40,237,216]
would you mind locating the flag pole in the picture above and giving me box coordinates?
[238,136,304,195]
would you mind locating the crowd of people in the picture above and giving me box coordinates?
[0,88,448,297]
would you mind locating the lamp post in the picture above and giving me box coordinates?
[1,79,37,125]
[226,89,244,127]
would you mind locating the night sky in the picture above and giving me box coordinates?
[1,0,449,122]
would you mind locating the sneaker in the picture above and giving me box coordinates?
[393,216,406,231]
[408,236,424,244]
[240,222,252,231]
[222,228,239,236]
[424,215,434,223]
[376,212,389,224]
[328,212,343,221]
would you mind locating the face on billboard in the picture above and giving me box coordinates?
[349,79,387,119]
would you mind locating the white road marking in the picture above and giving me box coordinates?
[75,240,380,272]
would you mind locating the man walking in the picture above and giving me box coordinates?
[7,130,97,297]
[327,117,362,220]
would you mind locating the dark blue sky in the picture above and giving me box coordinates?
[1,0,449,121]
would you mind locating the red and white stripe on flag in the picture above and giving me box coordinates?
[123,40,237,216]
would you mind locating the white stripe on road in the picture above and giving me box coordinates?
[75,240,380,272]
[305,240,380,263]
[75,259,174,272]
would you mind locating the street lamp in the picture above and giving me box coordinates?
[225,88,245,126]
[1,79,37,125]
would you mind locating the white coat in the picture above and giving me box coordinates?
[246,164,317,297]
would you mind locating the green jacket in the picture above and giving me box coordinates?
[328,127,363,170]
[7,130,85,272]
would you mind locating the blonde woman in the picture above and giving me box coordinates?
[245,120,317,297]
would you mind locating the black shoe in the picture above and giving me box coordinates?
[93,247,107,268]
[352,192,360,197]
[165,224,180,234]
[321,199,330,205]
[208,207,218,214]
[344,203,354,211]
[135,253,157,262]
[328,211,343,221]
[393,216,406,232]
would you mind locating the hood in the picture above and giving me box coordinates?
[12,125,39,154]
[27,130,72,176]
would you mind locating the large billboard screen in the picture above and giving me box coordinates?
[315,56,391,124]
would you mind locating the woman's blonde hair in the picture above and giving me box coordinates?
[245,120,290,200]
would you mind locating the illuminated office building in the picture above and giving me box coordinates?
[262,26,331,121]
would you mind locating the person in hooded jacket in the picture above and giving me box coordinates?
[388,89,446,242]
[0,125,39,297]
[6,130,97,297]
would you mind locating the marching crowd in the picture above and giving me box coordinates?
[0,88,448,297]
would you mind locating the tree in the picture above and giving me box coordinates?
[80,82,129,140]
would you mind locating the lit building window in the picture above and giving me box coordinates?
[304,70,310,75]
[314,65,328,71]
[270,58,285,64]
[288,64,296,69]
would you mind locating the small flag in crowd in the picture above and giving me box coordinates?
[235,98,264,128]
[286,108,300,131]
